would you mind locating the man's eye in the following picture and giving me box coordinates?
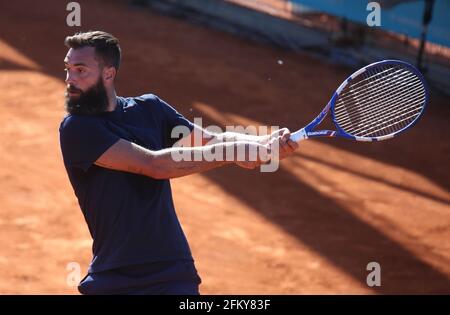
[78,68,85,73]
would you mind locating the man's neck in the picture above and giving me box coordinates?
[106,90,118,112]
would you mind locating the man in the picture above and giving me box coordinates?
[59,31,298,295]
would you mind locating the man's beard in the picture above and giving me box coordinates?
[65,78,109,115]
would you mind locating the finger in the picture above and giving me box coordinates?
[279,141,296,159]
[277,131,290,145]
[260,145,271,162]
[287,139,299,150]
[280,137,291,151]
[272,128,289,139]
[281,130,291,142]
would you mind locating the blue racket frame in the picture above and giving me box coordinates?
[290,60,429,142]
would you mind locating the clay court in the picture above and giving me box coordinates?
[0,0,449,294]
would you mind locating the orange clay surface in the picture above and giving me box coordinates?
[0,0,449,294]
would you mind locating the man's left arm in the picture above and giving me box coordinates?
[177,124,284,147]
[177,124,299,161]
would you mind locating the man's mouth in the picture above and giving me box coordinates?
[67,89,81,96]
[67,85,82,94]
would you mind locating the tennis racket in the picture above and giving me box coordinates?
[290,60,428,142]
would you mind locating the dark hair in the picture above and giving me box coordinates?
[64,31,121,71]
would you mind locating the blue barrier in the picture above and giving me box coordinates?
[290,0,450,48]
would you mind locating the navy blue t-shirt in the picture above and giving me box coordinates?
[59,94,195,273]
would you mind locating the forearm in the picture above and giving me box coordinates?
[149,142,235,179]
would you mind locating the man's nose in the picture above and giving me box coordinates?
[65,71,75,85]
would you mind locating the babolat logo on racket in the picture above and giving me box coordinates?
[308,131,335,136]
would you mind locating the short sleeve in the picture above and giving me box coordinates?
[59,115,120,172]
[154,96,194,132]
[138,94,194,147]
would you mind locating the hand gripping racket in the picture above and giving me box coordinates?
[290,60,428,142]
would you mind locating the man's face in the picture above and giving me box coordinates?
[64,47,109,115]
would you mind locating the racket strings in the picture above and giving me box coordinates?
[337,68,417,105]
[335,80,424,130]
[355,69,425,137]
[334,76,423,132]
[333,64,425,138]
[338,67,405,101]
[335,78,422,125]
[350,99,424,136]
[359,107,424,136]
[340,93,424,137]
[350,98,424,137]
[360,66,419,137]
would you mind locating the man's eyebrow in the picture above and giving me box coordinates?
[64,61,89,67]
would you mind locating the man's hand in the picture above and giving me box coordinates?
[235,128,299,170]
[234,127,299,170]
[234,142,271,169]
[267,128,299,161]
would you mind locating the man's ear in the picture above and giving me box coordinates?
[103,67,116,82]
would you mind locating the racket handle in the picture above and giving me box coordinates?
[290,128,308,142]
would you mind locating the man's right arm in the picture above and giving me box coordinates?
[95,139,268,179]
